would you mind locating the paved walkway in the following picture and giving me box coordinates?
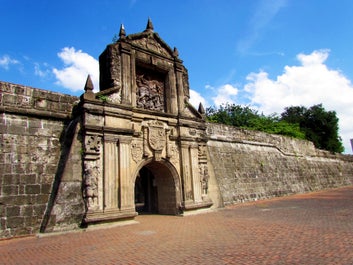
[1,186,353,265]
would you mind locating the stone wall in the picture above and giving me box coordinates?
[0,82,83,238]
[206,123,353,205]
[1,82,353,239]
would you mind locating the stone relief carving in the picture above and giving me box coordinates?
[198,145,207,159]
[168,143,180,166]
[132,37,170,57]
[83,163,100,210]
[141,120,169,160]
[198,145,209,195]
[83,135,102,211]
[85,135,101,154]
[148,125,166,151]
[200,164,209,195]
[136,73,164,112]
[131,140,143,163]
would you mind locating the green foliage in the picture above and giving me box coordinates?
[97,94,109,102]
[206,104,305,139]
[281,104,344,153]
[206,103,343,153]
[206,104,258,127]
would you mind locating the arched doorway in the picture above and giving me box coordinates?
[134,160,180,215]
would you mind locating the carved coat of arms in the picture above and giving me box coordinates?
[148,126,165,151]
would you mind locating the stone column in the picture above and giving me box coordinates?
[130,51,136,107]
[103,135,119,210]
[167,70,177,114]
[120,42,132,105]
[118,137,133,210]
[190,144,202,203]
[175,63,185,113]
[180,143,193,201]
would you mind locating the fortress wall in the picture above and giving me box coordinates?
[0,82,83,238]
[207,123,353,205]
[1,82,353,238]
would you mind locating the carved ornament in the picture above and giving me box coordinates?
[136,73,165,112]
[131,140,143,163]
[148,121,166,151]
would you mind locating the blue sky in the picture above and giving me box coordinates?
[1,0,353,153]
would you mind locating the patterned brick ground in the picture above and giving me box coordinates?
[1,186,353,265]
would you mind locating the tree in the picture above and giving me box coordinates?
[206,103,343,153]
[281,104,344,153]
[206,104,305,139]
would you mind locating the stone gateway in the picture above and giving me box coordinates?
[81,19,213,224]
[0,19,352,238]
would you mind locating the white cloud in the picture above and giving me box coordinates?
[0,55,20,70]
[189,89,207,109]
[34,62,50,78]
[212,84,239,107]
[53,47,99,92]
[244,49,353,154]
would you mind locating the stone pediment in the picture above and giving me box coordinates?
[183,100,204,119]
[127,32,175,59]
[117,19,177,60]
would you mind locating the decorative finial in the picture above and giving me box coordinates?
[84,75,94,93]
[198,102,205,114]
[119,24,126,38]
[145,17,154,32]
[173,47,179,58]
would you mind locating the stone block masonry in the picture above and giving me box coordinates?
[0,81,81,238]
[1,80,353,239]
[207,123,353,205]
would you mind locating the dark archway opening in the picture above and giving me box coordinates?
[135,166,158,214]
[134,161,179,215]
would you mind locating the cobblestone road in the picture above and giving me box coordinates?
[1,186,353,265]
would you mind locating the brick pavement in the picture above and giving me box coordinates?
[1,186,353,265]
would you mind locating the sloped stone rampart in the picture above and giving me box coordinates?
[207,123,353,205]
[0,82,82,238]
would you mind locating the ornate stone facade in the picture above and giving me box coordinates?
[81,19,212,224]
[1,21,353,239]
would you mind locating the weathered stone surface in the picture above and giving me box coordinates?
[1,22,352,239]
[207,123,353,205]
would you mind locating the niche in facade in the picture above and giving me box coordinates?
[136,66,166,112]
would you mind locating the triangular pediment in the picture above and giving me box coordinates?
[182,100,204,119]
[127,32,174,59]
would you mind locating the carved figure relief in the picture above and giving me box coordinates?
[136,71,165,112]
[83,163,100,210]
[198,145,209,195]
[200,164,209,195]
